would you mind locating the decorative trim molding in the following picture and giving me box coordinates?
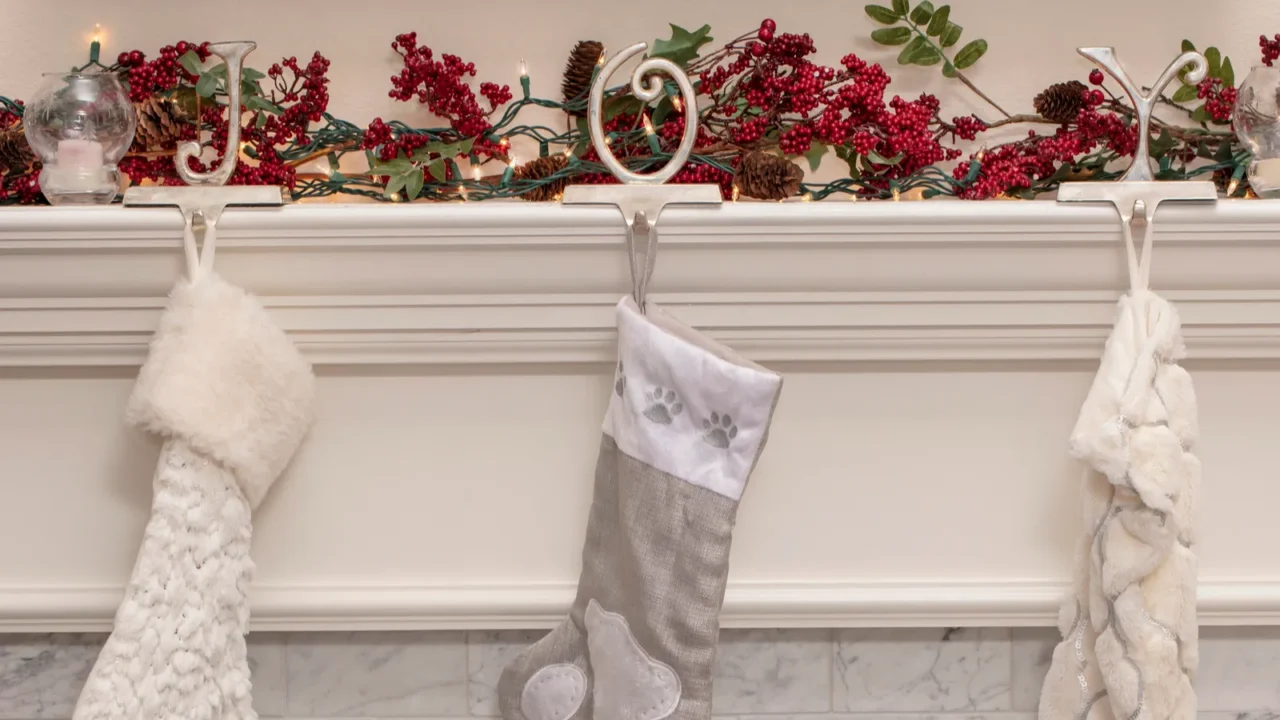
[3,202,1280,366]
[1,578,1275,632]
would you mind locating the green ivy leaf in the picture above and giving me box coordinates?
[241,67,266,82]
[370,157,412,174]
[1171,84,1199,103]
[384,172,407,198]
[1191,105,1212,124]
[803,143,827,172]
[1205,47,1221,79]
[941,23,962,48]
[953,39,988,69]
[926,5,950,36]
[867,150,905,166]
[864,5,902,23]
[1148,129,1176,158]
[245,95,283,114]
[604,95,644,121]
[1222,57,1235,88]
[650,24,714,65]
[892,0,909,15]
[427,159,447,182]
[909,1,934,24]
[652,96,673,127]
[405,167,425,200]
[942,60,956,78]
[871,27,913,45]
[1181,39,1196,53]
[898,36,926,65]
[208,63,228,79]
[910,45,942,65]
[195,72,218,98]
[178,51,203,76]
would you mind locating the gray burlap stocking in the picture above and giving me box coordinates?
[498,297,783,720]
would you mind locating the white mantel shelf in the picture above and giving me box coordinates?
[1,200,1278,631]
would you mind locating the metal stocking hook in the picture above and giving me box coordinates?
[561,41,722,314]
[1057,47,1217,292]
[124,40,283,280]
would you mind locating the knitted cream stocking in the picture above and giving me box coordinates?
[73,273,315,720]
[498,297,783,720]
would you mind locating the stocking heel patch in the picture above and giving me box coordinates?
[585,599,681,720]
[520,663,587,720]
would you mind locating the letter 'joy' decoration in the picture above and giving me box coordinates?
[124,41,282,279]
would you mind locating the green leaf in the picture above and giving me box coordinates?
[867,150,905,166]
[1205,46,1221,79]
[241,67,266,82]
[909,1,934,24]
[1222,57,1235,88]
[604,95,644,121]
[1148,128,1176,158]
[255,112,268,129]
[178,51,203,76]
[892,0,909,14]
[940,22,962,48]
[652,96,673,127]
[1172,84,1199,103]
[942,60,956,78]
[802,143,827,172]
[864,5,902,23]
[1181,39,1196,53]
[1191,105,1212,124]
[909,45,943,65]
[650,23,714,65]
[427,159,447,182]
[208,63,228,79]
[459,137,475,156]
[405,167,424,200]
[871,27,913,45]
[898,36,926,65]
[953,39,988,69]
[384,172,407,198]
[1196,141,1212,159]
[195,73,218,98]
[370,157,412,174]
[926,5,950,36]
[241,78,265,99]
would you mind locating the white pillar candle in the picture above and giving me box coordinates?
[50,138,107,193]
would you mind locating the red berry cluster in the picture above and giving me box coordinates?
[0,99,21,129]
[388,32,511,138]
[697,19,971,184]
[115,41,211,103]
[1196,77,1237,123]
[1262,34,1280,66]
[269,53,332,137]
[0,172,42,204]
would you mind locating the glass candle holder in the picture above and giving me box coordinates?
[22,71,136,205]
[1234,64,1280,198]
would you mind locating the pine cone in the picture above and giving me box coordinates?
[562,41,604,115]
[514,154,570,201]
[133,95,188,150]
[733,151,804,201]
[1034,81,1088,124]
[0,127,34,175]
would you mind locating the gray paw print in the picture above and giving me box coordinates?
[643,387,683,425]
[614,361,626,398]
[701,412,738,448]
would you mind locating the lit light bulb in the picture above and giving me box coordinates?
[604,136,612,146]
[802,192,813,202]
[976,148,987,162]
[553,192,564,201]
[562,146,574,159]
[519,59,528,78]
[239,141,249,152]
[92,24,101,45]
[892,188,901,202]
[459,183,469,200]
[848,192,857,202]
[499,137,510,150]
[597,49,607,66]
[1228,178,1240,196]
[731,184,740,202]
[507,155,517,170]
[472,165,483,181]
[672,95,683,112]
[642,114,655,136]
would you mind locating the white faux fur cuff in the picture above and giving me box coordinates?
[127,273,316,509]
[604,297,783,500]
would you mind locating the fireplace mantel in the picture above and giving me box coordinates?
[1,200,1277,631]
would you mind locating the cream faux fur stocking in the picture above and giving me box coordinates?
[73,273,315,720]
[498,297,783,720]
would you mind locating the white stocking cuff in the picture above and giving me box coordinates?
[604,297,783,501]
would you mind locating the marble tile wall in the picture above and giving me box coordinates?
[0,627,1276,719]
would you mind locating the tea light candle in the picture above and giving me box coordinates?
[52,138,107,192]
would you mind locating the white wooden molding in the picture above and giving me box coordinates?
[2,200,1279,632]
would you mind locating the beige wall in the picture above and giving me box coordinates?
[3,0,1277,178]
